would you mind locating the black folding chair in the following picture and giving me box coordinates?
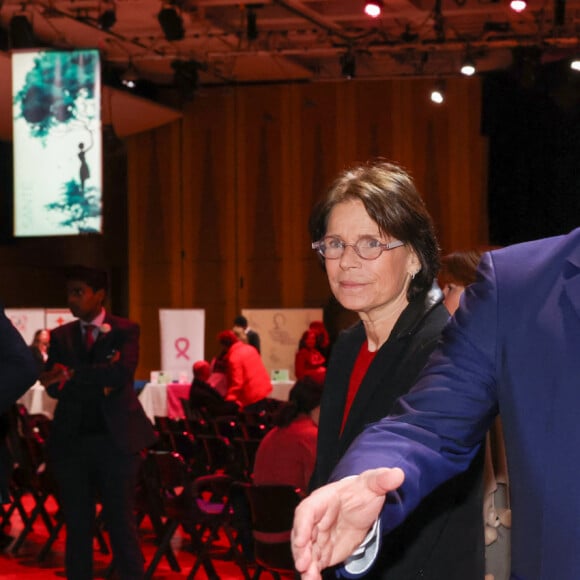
[241,483,304,579]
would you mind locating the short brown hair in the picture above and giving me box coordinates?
[309,160,440,300]
[439,250,483,287]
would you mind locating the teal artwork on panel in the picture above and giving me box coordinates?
[12,49,102,236]
[13,50,98,140]
[45,179,102,231]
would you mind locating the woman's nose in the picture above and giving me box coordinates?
[339,244,361,268]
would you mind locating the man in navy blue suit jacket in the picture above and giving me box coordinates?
[0,305,39,547]
[292,228,580,580]
[41,266,156,580]
[0,306,38,413]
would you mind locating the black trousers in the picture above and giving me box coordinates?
[49,433,144,580]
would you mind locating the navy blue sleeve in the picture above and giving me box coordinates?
[0,306,39,413]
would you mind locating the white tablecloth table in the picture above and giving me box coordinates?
[17,382,58,419]
[270,380,294,402]
[138,382,172,422]
[138,380,294,422]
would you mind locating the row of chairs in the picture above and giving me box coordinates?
[147,399,302,578]
[1,405,111,566]
[154,397,282,480]
[180,396,282,440]
[153,417,263,482]
[141,449,303,579]
[5,403,302,579]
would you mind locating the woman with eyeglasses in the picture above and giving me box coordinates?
[308,160,485,579]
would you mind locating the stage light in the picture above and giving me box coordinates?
[158,7,184,41]
[122,64,138,88]
[571,58,580,71]
[460,56,476,76]
[430,81,445,104]
[510,0,527,12]
[98,9,116,31]
[364,0,383,18]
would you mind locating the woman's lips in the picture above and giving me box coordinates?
[339,280,366,290]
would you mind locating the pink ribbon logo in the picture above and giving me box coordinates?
[174,337,190,360]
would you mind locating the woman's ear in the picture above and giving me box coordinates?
[407,249,421,277]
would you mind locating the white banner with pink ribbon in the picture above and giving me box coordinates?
[159,309,205,383]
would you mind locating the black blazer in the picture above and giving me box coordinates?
[311,286,485,579]
[45,314,156,455]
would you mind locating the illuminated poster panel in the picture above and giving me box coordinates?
[12,50,102,236]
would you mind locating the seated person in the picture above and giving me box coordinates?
[218,330,272,412]
[29,328,50,373]
[294,330,326,383]
[253,378,323,491]
[308,320,331,361]
[189,360,237,417]
[206,350,229,398]
[235,378,322,562]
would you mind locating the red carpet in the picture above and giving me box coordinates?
[0,495,272,579]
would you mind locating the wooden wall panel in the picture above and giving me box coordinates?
[127,123,183,376]
[181,91,238,359]
[234,85,286,310]
[127,78,489,379]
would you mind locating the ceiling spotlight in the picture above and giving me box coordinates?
[571,58,580,71]
[460,56,476,76]
[121,64,139,88]
[98,8,116,31]
[430,81,445,104]
[364,0,383,18]
[510,0,527,12]
[158,6,184,41]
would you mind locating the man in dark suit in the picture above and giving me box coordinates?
[41,266,156,580]
[292,228,580,580]
[233,315,261,353]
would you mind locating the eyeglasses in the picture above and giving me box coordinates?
[312,235,405,260]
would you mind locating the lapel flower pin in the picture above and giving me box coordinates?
[99,323,112,334]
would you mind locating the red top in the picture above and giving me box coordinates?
[225,341,272,407]
[295,347,326,382]
[253,416,318,492]
[340,341,377,434]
